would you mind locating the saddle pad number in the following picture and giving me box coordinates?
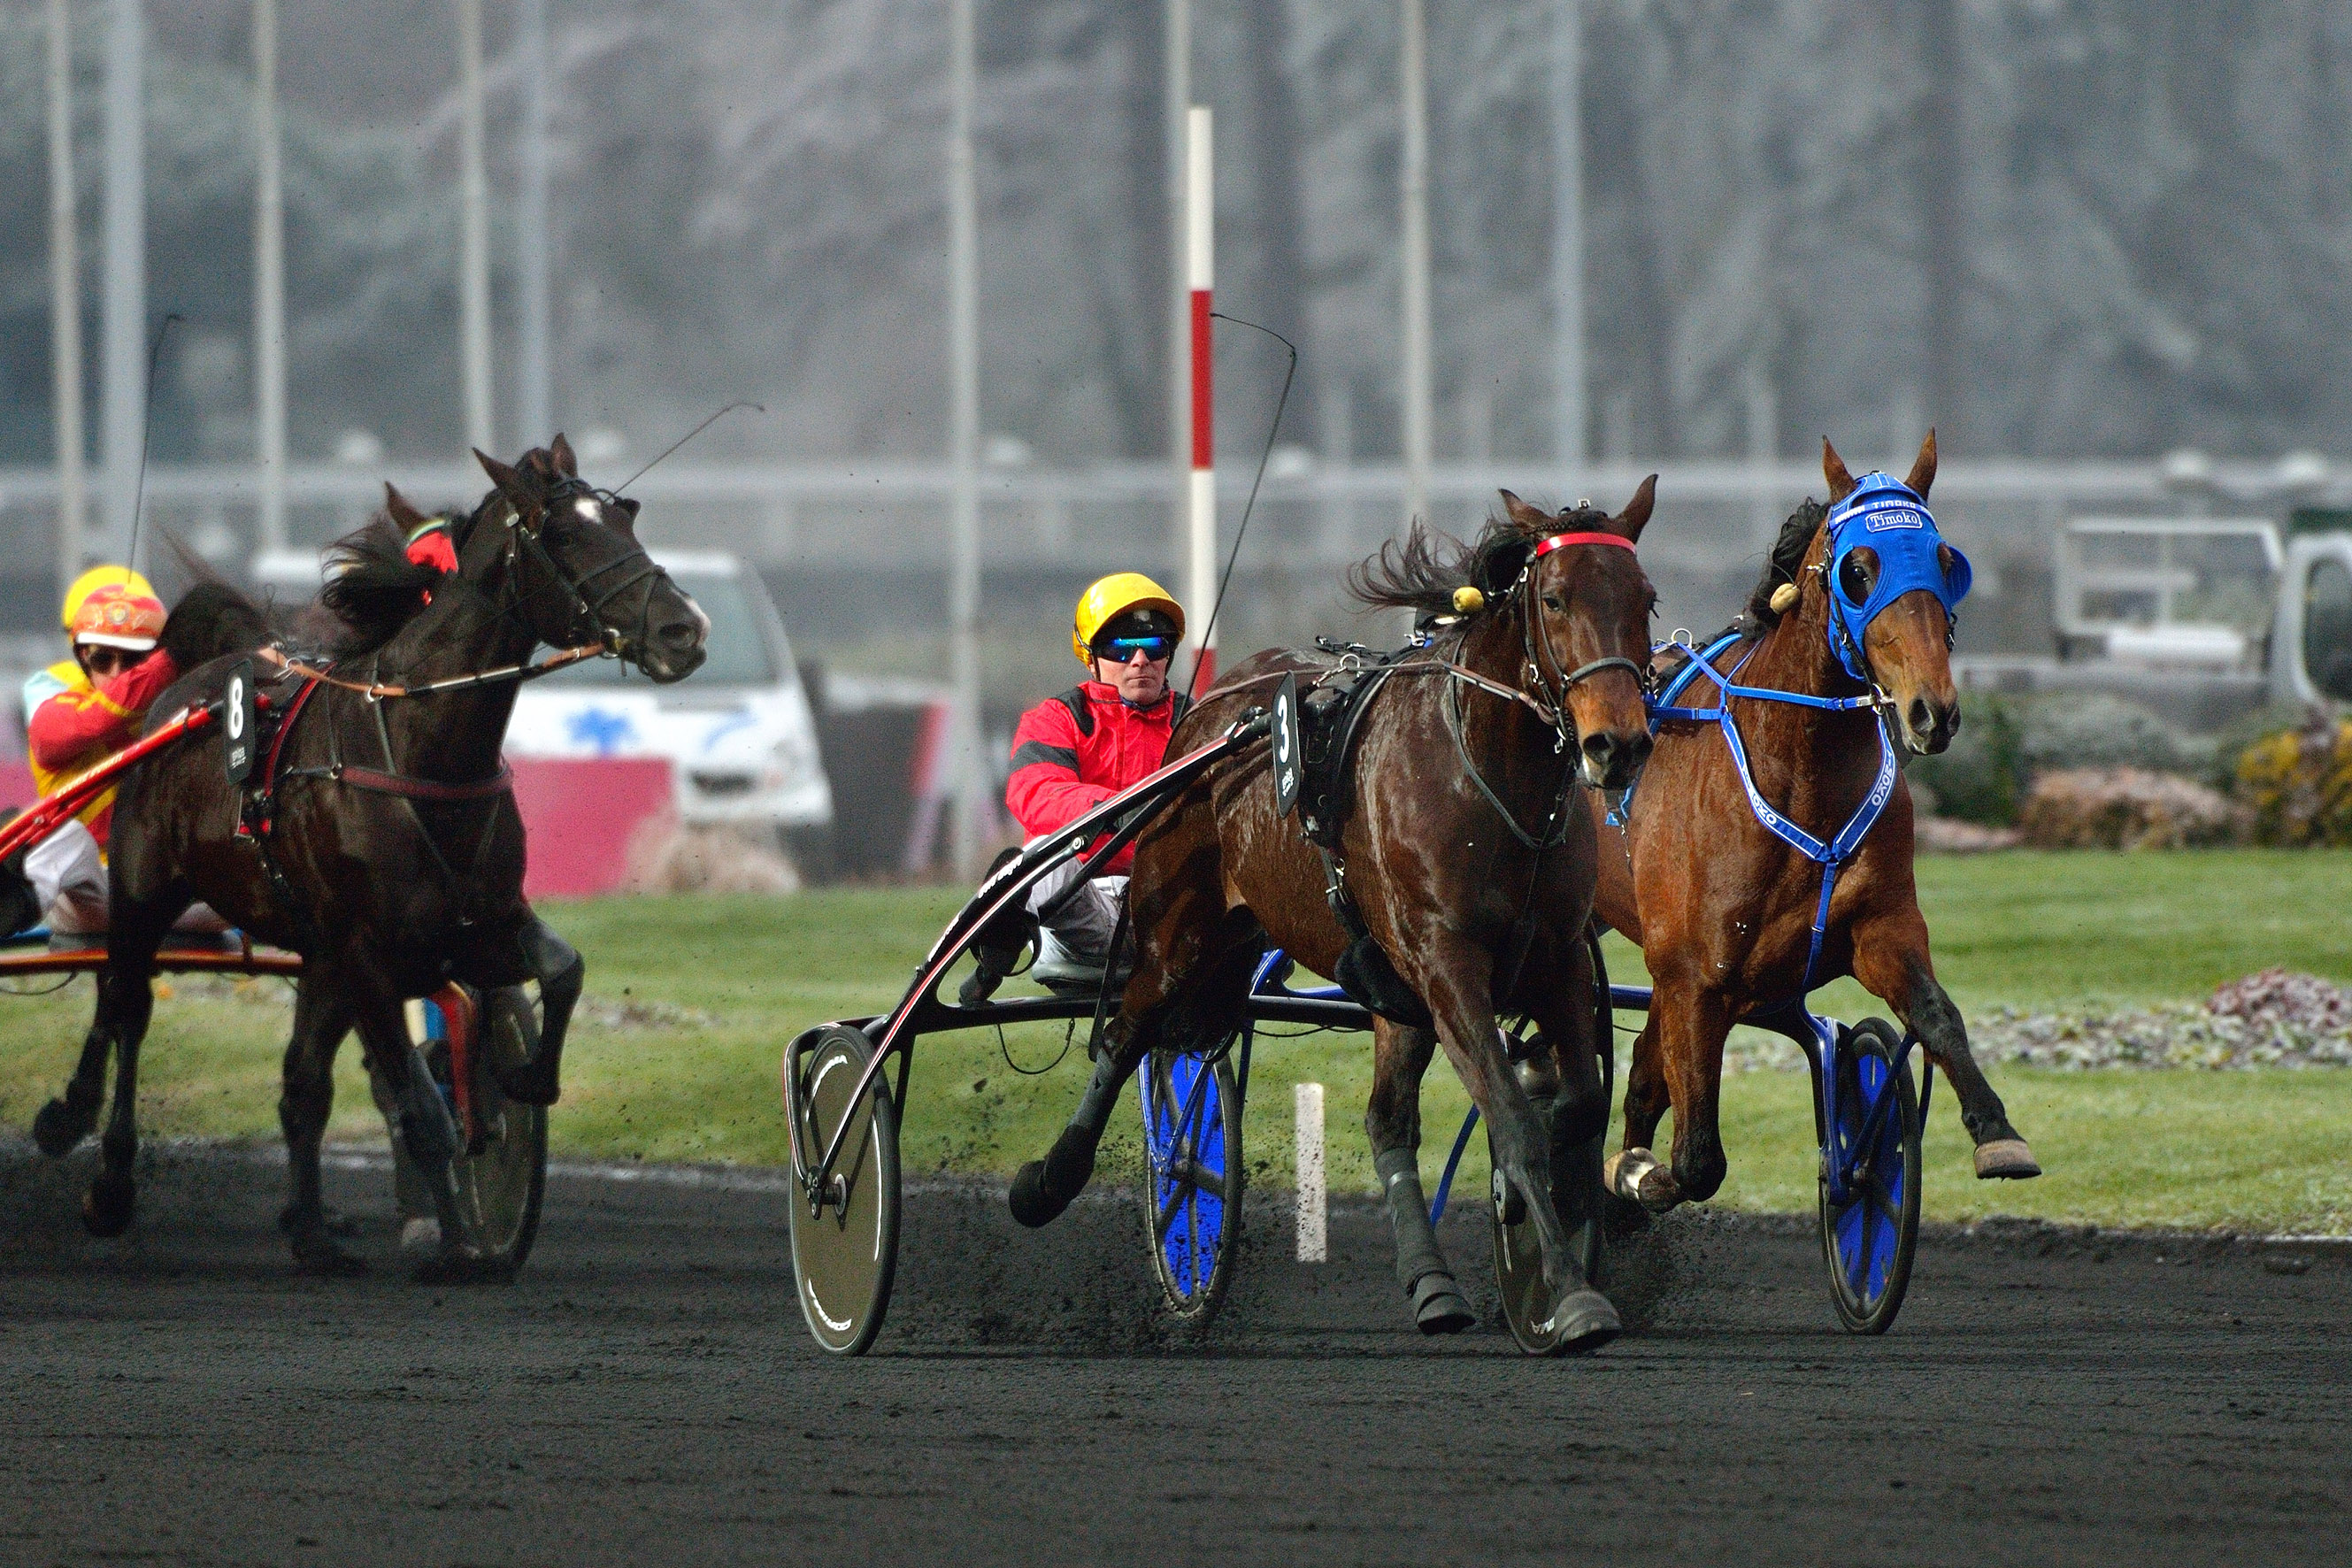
[1272,673,1303,819]
[223,659,257,785]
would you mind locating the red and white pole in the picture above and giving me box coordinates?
[1184,105,1216,690]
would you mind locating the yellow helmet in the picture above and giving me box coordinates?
[1072,573,1184,665]
[61,565,157,634]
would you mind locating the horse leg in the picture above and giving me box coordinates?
[351,999,491,1281]
[1613,979,1734,1211]
[1418,950,1618,1351]
[1365,1019,1474,1334]
[1527,938,1610,1220]
[1008,908,1258,1230]
[493,914,580,1108]
[1849,912,2039,1179]
[278,976,365,1275]
[33,1003,114,1157]
[1605,1013,1678,1212]
[79,919,166,1237]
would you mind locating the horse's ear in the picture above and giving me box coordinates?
[383,483,427,531]
[474,448,537,514]
[550,432,578,477]
[1614,473,1657,542]
[1498,489,1550,533]
[1822,437,1857,503]
[1904,427,1938,498]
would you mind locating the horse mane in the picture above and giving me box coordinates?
[153,538,280,669]
[1731,496,1830,637]
[317,514,462,657]
[1348,503,1614,618]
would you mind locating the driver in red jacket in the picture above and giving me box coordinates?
[963,573,1189,1002]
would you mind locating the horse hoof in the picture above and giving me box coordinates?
[32,1095,95,1158]
[81,1173,135,1238]
[1531,1284,1621,1357]
[1008,1161,1070,1229]
[496,1059,560,1108]
[1603,1147,1659,1203]
[1009,1128,1097,1229]
[1973,1138,2041,1180]
[1409,1272,1475,1335]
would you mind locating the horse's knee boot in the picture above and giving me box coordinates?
[1009,1124,1097,1229]
[499,921,582,1107]
[33,1076,103,1158]
[1374,1148,1472,1334]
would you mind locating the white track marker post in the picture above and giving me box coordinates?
[46,0,84,595]
[253,0,287,554]
[1184,106,1217,691]
[455,0,493,456]
[1295,1081,1326,1263]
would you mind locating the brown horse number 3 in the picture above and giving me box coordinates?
[1007,480,1662,1356]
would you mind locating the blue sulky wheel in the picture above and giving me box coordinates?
[1138,1047,1243,1327]
[1818,1017,1923,1334]
[785,1026,902,1356]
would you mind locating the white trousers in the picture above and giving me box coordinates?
[25,821,108,934]
[21,819,228,937]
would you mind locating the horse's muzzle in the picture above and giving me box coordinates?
[1902,695,1959,756]
[637,600,711,684]
[1580,729,1651,790]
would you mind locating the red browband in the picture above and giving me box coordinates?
[1532,530,1636,557]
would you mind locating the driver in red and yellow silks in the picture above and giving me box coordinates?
[962,573,1189,1001]
[15,568,183,940]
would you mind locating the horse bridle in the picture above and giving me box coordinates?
[1513,527,1649,752]
[496,476,670,663]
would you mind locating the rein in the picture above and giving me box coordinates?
[255,640,608,701]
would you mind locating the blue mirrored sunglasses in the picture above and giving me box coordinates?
[1094,634,1178,663]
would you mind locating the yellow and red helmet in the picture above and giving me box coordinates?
[1071,573,1184,665]
[70,582,166,652]
[60,565,157,634]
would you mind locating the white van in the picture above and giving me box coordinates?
[251,546,833,848]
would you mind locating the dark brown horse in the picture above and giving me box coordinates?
[1591,434,2039,1215]
[30,439,708,1275]
[1007,484,1658,1352]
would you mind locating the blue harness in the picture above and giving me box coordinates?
[1630,475,1971,994]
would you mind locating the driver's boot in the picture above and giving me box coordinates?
[957,848,1035,1007]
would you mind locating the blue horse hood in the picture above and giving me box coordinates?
[1822,474,1971,682]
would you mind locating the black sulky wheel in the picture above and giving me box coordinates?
[1493,928,1616,1354]
[1818,1017,1922,1335]
[419,986,548,1274]
[785,1025,902,1356]
[1138,1046,1244,1328]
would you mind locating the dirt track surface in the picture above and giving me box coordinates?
[2,1141,2347,1567]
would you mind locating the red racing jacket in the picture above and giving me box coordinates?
[25,650,183,845]
[1004,682,1190,875]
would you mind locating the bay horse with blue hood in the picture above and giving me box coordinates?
[1590,433,2040,1218]
[30,439,709,1276]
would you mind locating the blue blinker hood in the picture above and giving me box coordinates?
[1821,473,1972,683]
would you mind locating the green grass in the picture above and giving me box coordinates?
[2,850,2348,1234]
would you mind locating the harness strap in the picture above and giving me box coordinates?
[333,764,514,802]
[1640,638,1901,994]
